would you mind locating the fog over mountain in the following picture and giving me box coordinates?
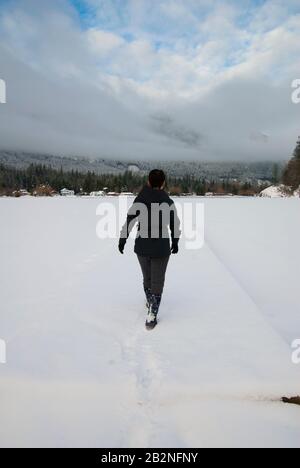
[0,0,299,162]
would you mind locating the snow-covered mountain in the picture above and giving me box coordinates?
[0,150,283,182]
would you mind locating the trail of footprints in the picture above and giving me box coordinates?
[121,321,170,447]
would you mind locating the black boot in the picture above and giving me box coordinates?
[146,293,162,330]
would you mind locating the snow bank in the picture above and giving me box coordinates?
[259,185,287,198]
[259,184,300,198]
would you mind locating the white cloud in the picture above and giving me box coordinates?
[0,0,299,162]
[158,0,198,23]
[87,29,124,56]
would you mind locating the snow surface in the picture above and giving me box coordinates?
[0,197,300,448]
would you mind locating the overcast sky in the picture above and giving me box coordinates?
[0,0,299,162]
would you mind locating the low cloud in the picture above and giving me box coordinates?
[0,0,299,162]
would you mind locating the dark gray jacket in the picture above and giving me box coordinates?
[119,185,181,258]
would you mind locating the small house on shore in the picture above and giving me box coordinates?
[90,191,105,197]
[60,188,75,197]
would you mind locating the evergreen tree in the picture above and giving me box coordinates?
[293,137,300,160]
[282,137,300,190]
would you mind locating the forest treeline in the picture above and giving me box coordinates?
[0,162,271,196]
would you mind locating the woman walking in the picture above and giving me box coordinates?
[118,170,181,330]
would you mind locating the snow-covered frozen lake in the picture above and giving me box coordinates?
[0,196,300,448]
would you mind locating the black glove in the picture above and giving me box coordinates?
[118,239,126,254]
[171,241,179,254]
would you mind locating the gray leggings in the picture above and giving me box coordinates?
[137,255,170,295]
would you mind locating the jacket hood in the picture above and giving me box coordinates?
[137,185,172,205]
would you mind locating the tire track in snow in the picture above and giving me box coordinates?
[204,236,286,343]
[205,238,262,314]
[204,236,299,380]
